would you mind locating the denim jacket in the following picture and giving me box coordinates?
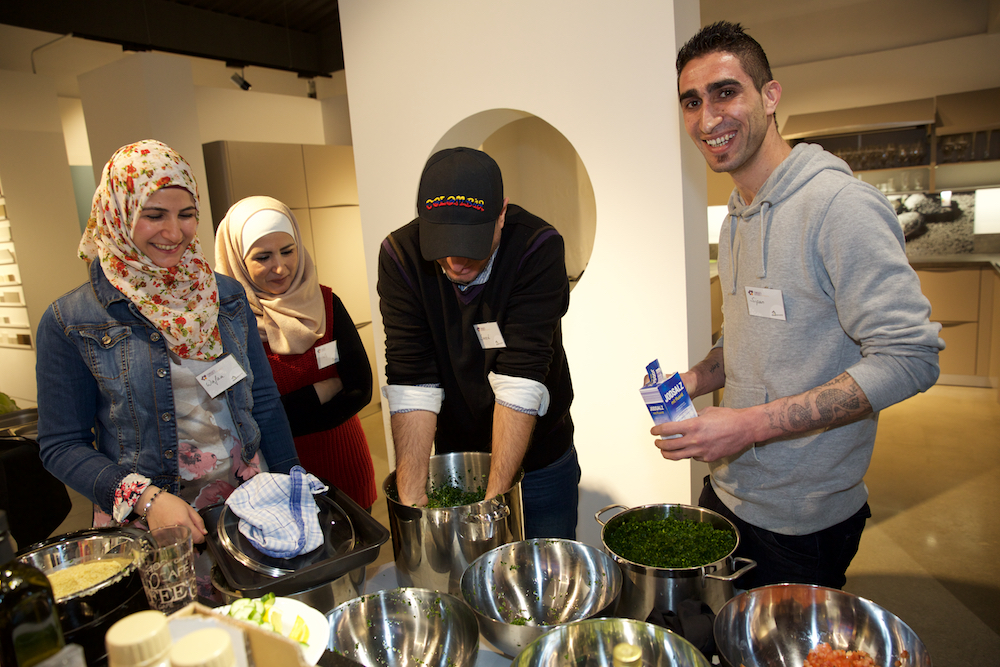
[36,260,299,515]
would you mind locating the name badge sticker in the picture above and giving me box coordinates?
[745,286,786,321]
[316,340,339,369]
[474,322,507,349]
[196,355,247,398]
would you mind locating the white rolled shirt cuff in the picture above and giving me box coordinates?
[382,384,444,415]
[488,372,549,416]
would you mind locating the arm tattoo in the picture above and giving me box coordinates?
[766,376,872,436]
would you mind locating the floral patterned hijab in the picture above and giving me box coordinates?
[79,140,223,360]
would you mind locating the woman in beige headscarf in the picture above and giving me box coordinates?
[216,196,376,508]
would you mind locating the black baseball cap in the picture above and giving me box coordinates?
[417,147,504,261]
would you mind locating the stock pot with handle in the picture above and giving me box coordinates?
[596,503,755,620]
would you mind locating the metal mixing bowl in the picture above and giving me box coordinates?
[327,587,479,667]
[461,538,622,657]
[511,617,712,666]
[714,584,931,667]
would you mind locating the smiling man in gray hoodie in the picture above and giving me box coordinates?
[655,22,945,589]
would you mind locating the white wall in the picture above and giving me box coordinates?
[340,0,707,547]
[0,70,89,405]
[197,87,326,146]
[484,117,596,283]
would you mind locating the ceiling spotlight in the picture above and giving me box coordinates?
[230,72,251,91]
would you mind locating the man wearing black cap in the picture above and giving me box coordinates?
[377,147,579,539]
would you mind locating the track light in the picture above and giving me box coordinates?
[230,72,251,91]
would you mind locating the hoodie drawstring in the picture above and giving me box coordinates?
[727,211,738,295]
[728,201,773,296]
[758,201,771,280]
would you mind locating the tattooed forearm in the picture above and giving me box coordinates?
[686,347,726,398]
[763,374,873,437]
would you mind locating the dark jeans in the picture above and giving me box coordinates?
[520,445,581,539]
[699,476,870,590]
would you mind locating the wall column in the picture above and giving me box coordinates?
[78,52,216,259]
[0,70,88,404]
[340,0,708,546]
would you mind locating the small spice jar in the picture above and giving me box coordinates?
[105,610,172,667]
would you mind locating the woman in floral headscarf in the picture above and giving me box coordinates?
[35,140,299,544]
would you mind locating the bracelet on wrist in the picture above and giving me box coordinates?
[142,488,165,520]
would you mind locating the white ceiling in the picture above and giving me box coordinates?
[1,1,998,98]
[702,0,999,67]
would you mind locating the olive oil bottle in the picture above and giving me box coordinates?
[0,510,64,666]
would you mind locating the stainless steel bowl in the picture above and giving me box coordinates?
[461,538,622,657]
[328,587,479,667]
[511,617,712,666]
[714,584,931,667]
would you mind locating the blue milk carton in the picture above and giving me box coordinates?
[640,359,697,437]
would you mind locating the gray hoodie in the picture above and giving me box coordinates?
[712,143,943,534]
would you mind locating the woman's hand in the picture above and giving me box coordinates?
[314,377,343,404]
[139,486,208,544]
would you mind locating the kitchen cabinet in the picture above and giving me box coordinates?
[784,88,1000,194]
[913,265,995,386]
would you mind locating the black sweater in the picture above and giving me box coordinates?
[378,205,573,472]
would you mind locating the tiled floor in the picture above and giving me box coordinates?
[50,386,1000,665]
[843,384,1000,666]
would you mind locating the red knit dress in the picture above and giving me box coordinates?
[263,286,377,508]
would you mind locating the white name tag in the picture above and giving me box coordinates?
[315,340,339,369]
[474,322,506,349]
[745,286,786,321]
[196,355,247,398]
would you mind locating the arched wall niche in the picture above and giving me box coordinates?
[434,109,596,288]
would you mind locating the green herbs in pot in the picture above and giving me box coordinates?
[604,508,736,568]
[425,482,486,508]
[386,479,487,507]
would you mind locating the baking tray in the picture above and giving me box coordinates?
[218,494,355,577]
[201,483,389,597]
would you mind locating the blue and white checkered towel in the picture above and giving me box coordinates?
[225,466,329,559]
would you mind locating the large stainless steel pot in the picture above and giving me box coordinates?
[384,451,524,595]
[18,527,151,666]
[596,504,755,620]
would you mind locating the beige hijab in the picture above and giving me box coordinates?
[215,196,325,355]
